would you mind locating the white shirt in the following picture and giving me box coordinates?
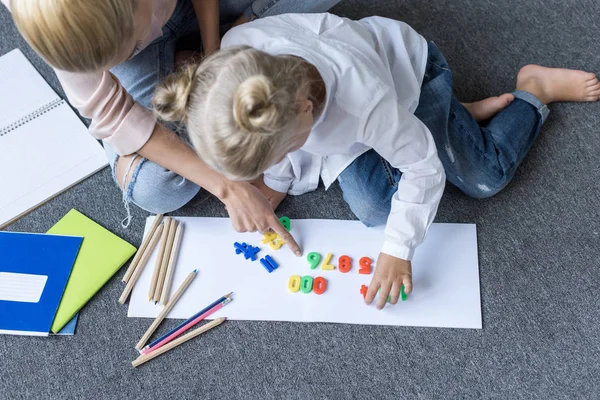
[222,13,446,261]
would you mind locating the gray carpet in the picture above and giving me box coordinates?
[1,0,599,399]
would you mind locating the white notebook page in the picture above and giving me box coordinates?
[0,50,107,227]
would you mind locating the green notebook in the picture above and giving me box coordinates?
[47,209,136,333]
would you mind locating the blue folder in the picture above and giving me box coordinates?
[0,232,82,336]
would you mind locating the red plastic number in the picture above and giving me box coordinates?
[359,257,372,275]
[360,284,368,299]
[313,276,327,295]
[338,255,351,273]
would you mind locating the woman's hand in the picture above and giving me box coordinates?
[365,253,413,309]
[221,180,301,256]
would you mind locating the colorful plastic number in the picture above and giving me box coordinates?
[261,232,278,244]
[269,239,285,250]
[401,284,408,301]
[307,252,321,269]
[279,216,291,231]
[300,276,314,293]
[360,284,368,299]
[288,275,301,293]
[260,255,278,273]
[262,231,284,250]
[338,255,351,273]
[234,242,261,261]
[358,257,372,275]
[313,277,327,295]
[322,253,335,270]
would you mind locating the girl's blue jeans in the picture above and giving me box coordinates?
[103,0,341,217]
[338,41,548,227]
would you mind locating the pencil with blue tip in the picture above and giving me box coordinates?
[135,269,198,350]
[141,291,233,352]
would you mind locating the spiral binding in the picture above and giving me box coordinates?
[0,98,64,137]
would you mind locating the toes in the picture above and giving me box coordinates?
[583,72,597,81]
[588,89,600,97]
[585,95,600,102]
[586,78,599,87]
[587,82,600,91]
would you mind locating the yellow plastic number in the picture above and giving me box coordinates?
[288,275,301,292]
[322,253,335,270]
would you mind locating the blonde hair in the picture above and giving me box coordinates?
[10,0,136,72]
[154,46,313,180]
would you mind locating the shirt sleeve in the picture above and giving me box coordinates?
[263,156,295,193]
[54,69,157,156]
[360,92,446,260]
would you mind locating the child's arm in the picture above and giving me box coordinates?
[360,96,446,309]
[192,0,221,55]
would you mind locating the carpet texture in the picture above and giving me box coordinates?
[1,0,599,399]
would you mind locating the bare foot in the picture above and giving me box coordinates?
[516,65,600,104]
[462,93,515,122]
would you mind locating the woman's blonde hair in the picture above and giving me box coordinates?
[10,0,136,72]
[154,46,313,180]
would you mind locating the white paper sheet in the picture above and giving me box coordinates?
[128,218,481,329]
[0,49,107,228]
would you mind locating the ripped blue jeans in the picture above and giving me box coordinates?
[104,0,341,225]
[338,41,548,227]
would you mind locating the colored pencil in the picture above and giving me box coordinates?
[118,224,164,304]
[141,298,231,355]
[148,216,171,301]
[122,214,163,283]
[144,292,233,350]
[135,269,197,350]
[154,218,177,302]
[159,222,184,305]
[131,318,226,368]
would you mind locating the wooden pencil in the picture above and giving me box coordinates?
[148,216,171,301]
[159,222,184,305]
[122,214,163,283]
[131,318,226,368]
[135,269,197,350]
[154,218,177,302]
[118,223,164,304]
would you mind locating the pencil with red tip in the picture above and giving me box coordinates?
[141,297,231,354]
[142,292,233,351]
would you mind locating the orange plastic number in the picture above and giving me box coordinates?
[360,284,368,299]
[313,277,327,295]
[338,255,351,273]
[359,257,372,275]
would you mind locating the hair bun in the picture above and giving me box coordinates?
[153,63,197,122]
[233,75,281,134]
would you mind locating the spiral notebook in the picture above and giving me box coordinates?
[0,49,107,228]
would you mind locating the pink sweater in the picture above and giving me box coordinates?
[2,0,177,155]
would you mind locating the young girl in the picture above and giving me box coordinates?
[153,13,599,309]
[4,1,339,253]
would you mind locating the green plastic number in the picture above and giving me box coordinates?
[279,216,291,232]
[307,252,321,270]
[300,276,314,293]
[401,285,408,301]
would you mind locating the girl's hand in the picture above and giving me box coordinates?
[221,180,301,256]
[250,176,287,211]
[365,253,413,309]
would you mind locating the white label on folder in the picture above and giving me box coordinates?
[0,272,48,303]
